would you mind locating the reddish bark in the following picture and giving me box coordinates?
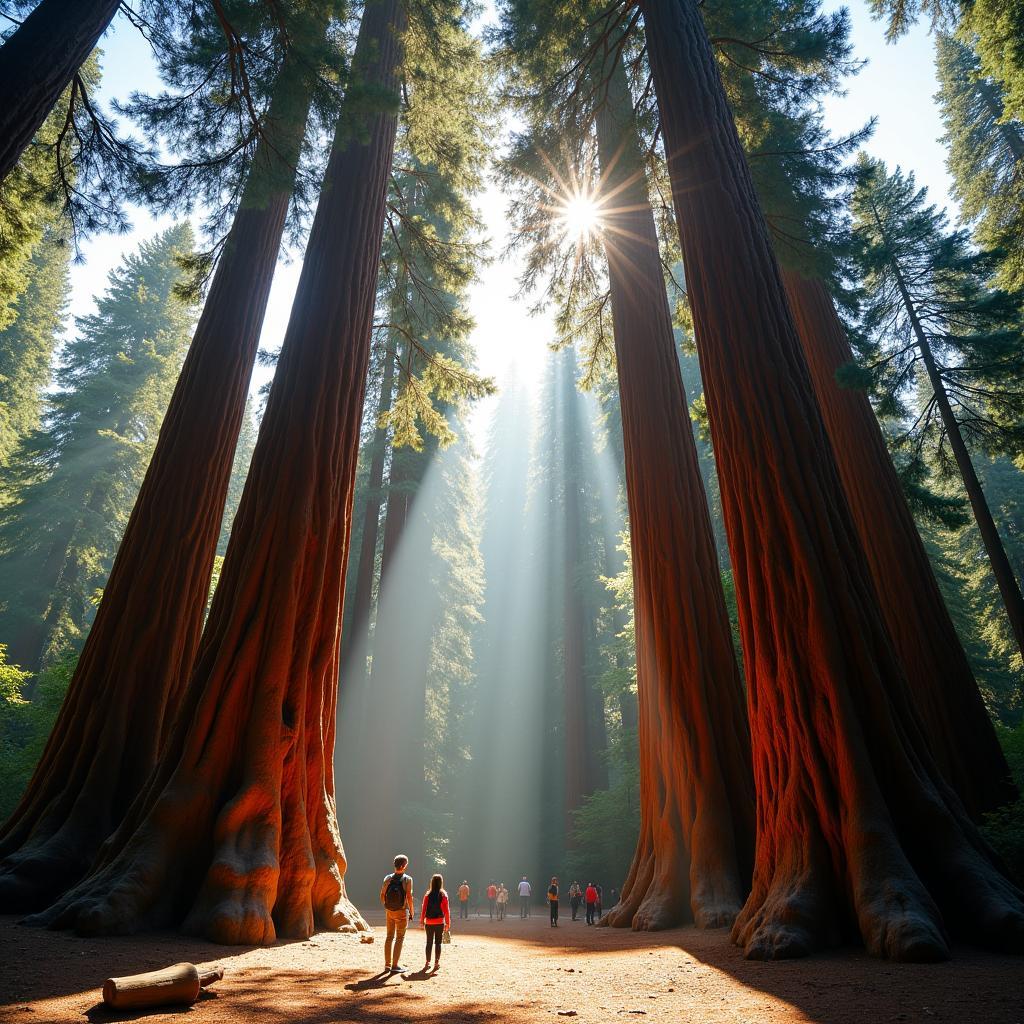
[595,52,754,931]
[31,0,405,944]
[639,0,1024,959]
[0,0,121,184]
[782,269,1015,817]
[0,44,320,912]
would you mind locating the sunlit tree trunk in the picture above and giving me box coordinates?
[782,268,1015,817]
[33,0,405,944]
[639,0,1024,960]
[0,44,321,912]
[0,0,121,184]
[595,50,754,931]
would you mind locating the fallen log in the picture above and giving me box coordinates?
[102,962,223,1009]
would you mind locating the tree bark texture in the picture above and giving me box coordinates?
[782,269,1015,818]
[0,0,121,184]
[640,0,1024,960]
[30,0,405,944]
[595,51,754,931]
[0,47,320,913]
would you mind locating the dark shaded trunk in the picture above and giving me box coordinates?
[595,49,754,932]
[33,0,405,944]
[783,268,1015,817]
[0,0,121,184]
[0,43,320,913]
[639,0,1024,960]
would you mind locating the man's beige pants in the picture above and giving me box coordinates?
[385,909,409,967]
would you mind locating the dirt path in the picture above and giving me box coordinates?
[1,911,1020,1023]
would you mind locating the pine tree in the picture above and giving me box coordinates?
[0,225,71,473]
[849,156,1024,664]
[935,32,1024,291]
[0,223,197,672]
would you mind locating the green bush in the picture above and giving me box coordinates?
[982,722,1024,884]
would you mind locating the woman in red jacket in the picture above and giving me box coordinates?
[420,873,451,972]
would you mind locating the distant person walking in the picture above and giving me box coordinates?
[548,877,559,927]
[420,873,451,973]
[497,882,509,920]
[569,881,582,921]
[458,880,470,920]
[609,888,619,909]
[585,882,598,925]
[518,876,532,917]
[595,884,603,921]
[380,854,414,972]
[487,880,498,920]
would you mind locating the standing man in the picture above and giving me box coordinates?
[569,881,581,921]
[584,882,598,926]
[518,876,532,917]
[458,880,470,920]
[380,854,414,973]
[487,880,498,920]
[547,877,560,928]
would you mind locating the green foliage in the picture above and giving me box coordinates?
[849,156,1024,468]
[981,720,1024,883]
[0,224,71,474]
[935,32,1024,292]
[961,0,1024,125]
[0,645,75,820]
[0,224,198,668]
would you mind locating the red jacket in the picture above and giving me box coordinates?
[421,890,451,928]
[585,885,598,903]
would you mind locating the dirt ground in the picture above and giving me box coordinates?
[1,909,1021,1024]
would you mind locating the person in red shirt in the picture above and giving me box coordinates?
[420,873,451,972]
[585,883,598,926]
[487,880,498,920]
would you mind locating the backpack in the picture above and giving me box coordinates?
[383,873,406,912]
[426,889,443,919]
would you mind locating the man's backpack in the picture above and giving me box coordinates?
[383,873,406,912]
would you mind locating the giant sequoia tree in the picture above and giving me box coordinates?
[639,0,1024,960]
[0,4,334,912]
[31,0,408,944]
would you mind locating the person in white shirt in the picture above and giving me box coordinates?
[518,876,532,918]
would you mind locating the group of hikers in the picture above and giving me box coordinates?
[451,877,615,926]
[378,854,619,974]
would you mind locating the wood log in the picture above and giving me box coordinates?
[102,963,223,1009]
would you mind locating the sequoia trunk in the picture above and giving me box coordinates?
[33,0,405,944]
[782,268,1014,817]
[639,0,1024,959]
[0,44,320,912]
[596,51,754,931]
[0,0,121,183]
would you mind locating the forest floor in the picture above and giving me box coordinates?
[0,910,1021,1024]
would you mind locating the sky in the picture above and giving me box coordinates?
[68,2,956,449]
